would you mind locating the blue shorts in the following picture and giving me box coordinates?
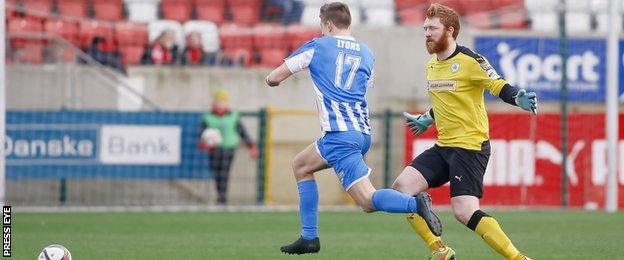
[315,131,371,190]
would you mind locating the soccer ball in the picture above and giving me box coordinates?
[201,128,223,147]
[38,244,72,260]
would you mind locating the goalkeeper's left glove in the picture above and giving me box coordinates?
[403,111,434,136]
[514,89,538,115]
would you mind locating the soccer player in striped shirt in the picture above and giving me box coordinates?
[393,3,536,260]
[266,2,440,255]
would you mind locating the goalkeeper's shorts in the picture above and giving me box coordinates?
[315,131,371,191]
[410,140,491,198]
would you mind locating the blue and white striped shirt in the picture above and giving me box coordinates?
[284,35,375,134]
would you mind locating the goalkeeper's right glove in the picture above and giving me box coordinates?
[403,111,434,136]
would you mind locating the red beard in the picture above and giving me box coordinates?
[426,33,449,55]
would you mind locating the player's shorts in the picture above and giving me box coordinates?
[410,141,490,198]
[316,131,371,191]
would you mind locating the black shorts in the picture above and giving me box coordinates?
[410,141,491,198]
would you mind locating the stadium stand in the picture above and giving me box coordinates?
[11,0,624,67]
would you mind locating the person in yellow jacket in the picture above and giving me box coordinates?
[392,3,537,260]
[198,89,258,205]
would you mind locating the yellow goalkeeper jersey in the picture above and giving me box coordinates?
[426,45,507,151]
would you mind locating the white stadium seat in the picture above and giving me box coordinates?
[125,0,159,22]
[365,8,395,27]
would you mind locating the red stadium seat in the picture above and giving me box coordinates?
[399,7,426,25]
[395,0,428,10]
[286,24,321,51]
[219,23,254,50]
[44,19,80,45]
[254,23,287,49]
[115,21,148,47]
[7,18,43,46]
[93,0,123,21]
[79,20,115,50]
[227,0,262,25]
[21,0,53,14]
[161,0,191,22]
[6,0,18,18]
[498,7,526,29]
[57,0,88,18]
[492,0,523,8]
[12,45,44,63]
[465,12,493,29]
[259,48,288,68]
[225,48,253,67]
[459,0,492,14]
[120,46,145,65]
[195,0,226,24]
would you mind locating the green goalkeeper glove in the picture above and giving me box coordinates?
[403,111,434,136]
[514,89,538,115]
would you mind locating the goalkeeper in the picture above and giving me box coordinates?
[392,3,536,260]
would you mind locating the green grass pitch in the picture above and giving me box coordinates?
[13,210,624,259]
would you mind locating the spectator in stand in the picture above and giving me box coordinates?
[181,31,233,66]
[141,29,179,65]
[181,32,207,65]
[197,89,259,205]
[87,36,126,74]
[267,0,304,25]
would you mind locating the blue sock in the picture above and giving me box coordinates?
[371,189,417,213]
[297,179,318,240]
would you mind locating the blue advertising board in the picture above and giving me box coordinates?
[474,36,624,102]
[6,111,212,179]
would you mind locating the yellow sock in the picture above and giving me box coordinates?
[468,210,521,259]
[406,213,446,251]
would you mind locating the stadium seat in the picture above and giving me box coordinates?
[7,18,43,46]
[6,0,17,18]
[593,0,623,32]
[11,44,44,63]
[253,23,287,49]
[224,47,253,67]
[497,6,527,29]
[259,48,288,67]
[183,20,221,52]
[219,22,254,50]
[57,0,88,18]
[395,0,428,10]
[148,20,185,48]
[398,7,426,25]
[459,0,492,14]
[524,0,557,12]
[120,45,145,65]
[466,12,493,29]
[21,0,53,14]
[286,24,321,51]
[79,20,116,50]
[492,0,523,8]
[228,0,262,25]
[44,19,80,45]
[565,13,592,33]
[126,0,159,22]
[115,21,148,47]
[93,0,124,21]
[161,0,192,22]
[529,12,557,32]
[361,0,394,8]
[365,8,396,27]
[300,5,322,27]
[195,0,226,24]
